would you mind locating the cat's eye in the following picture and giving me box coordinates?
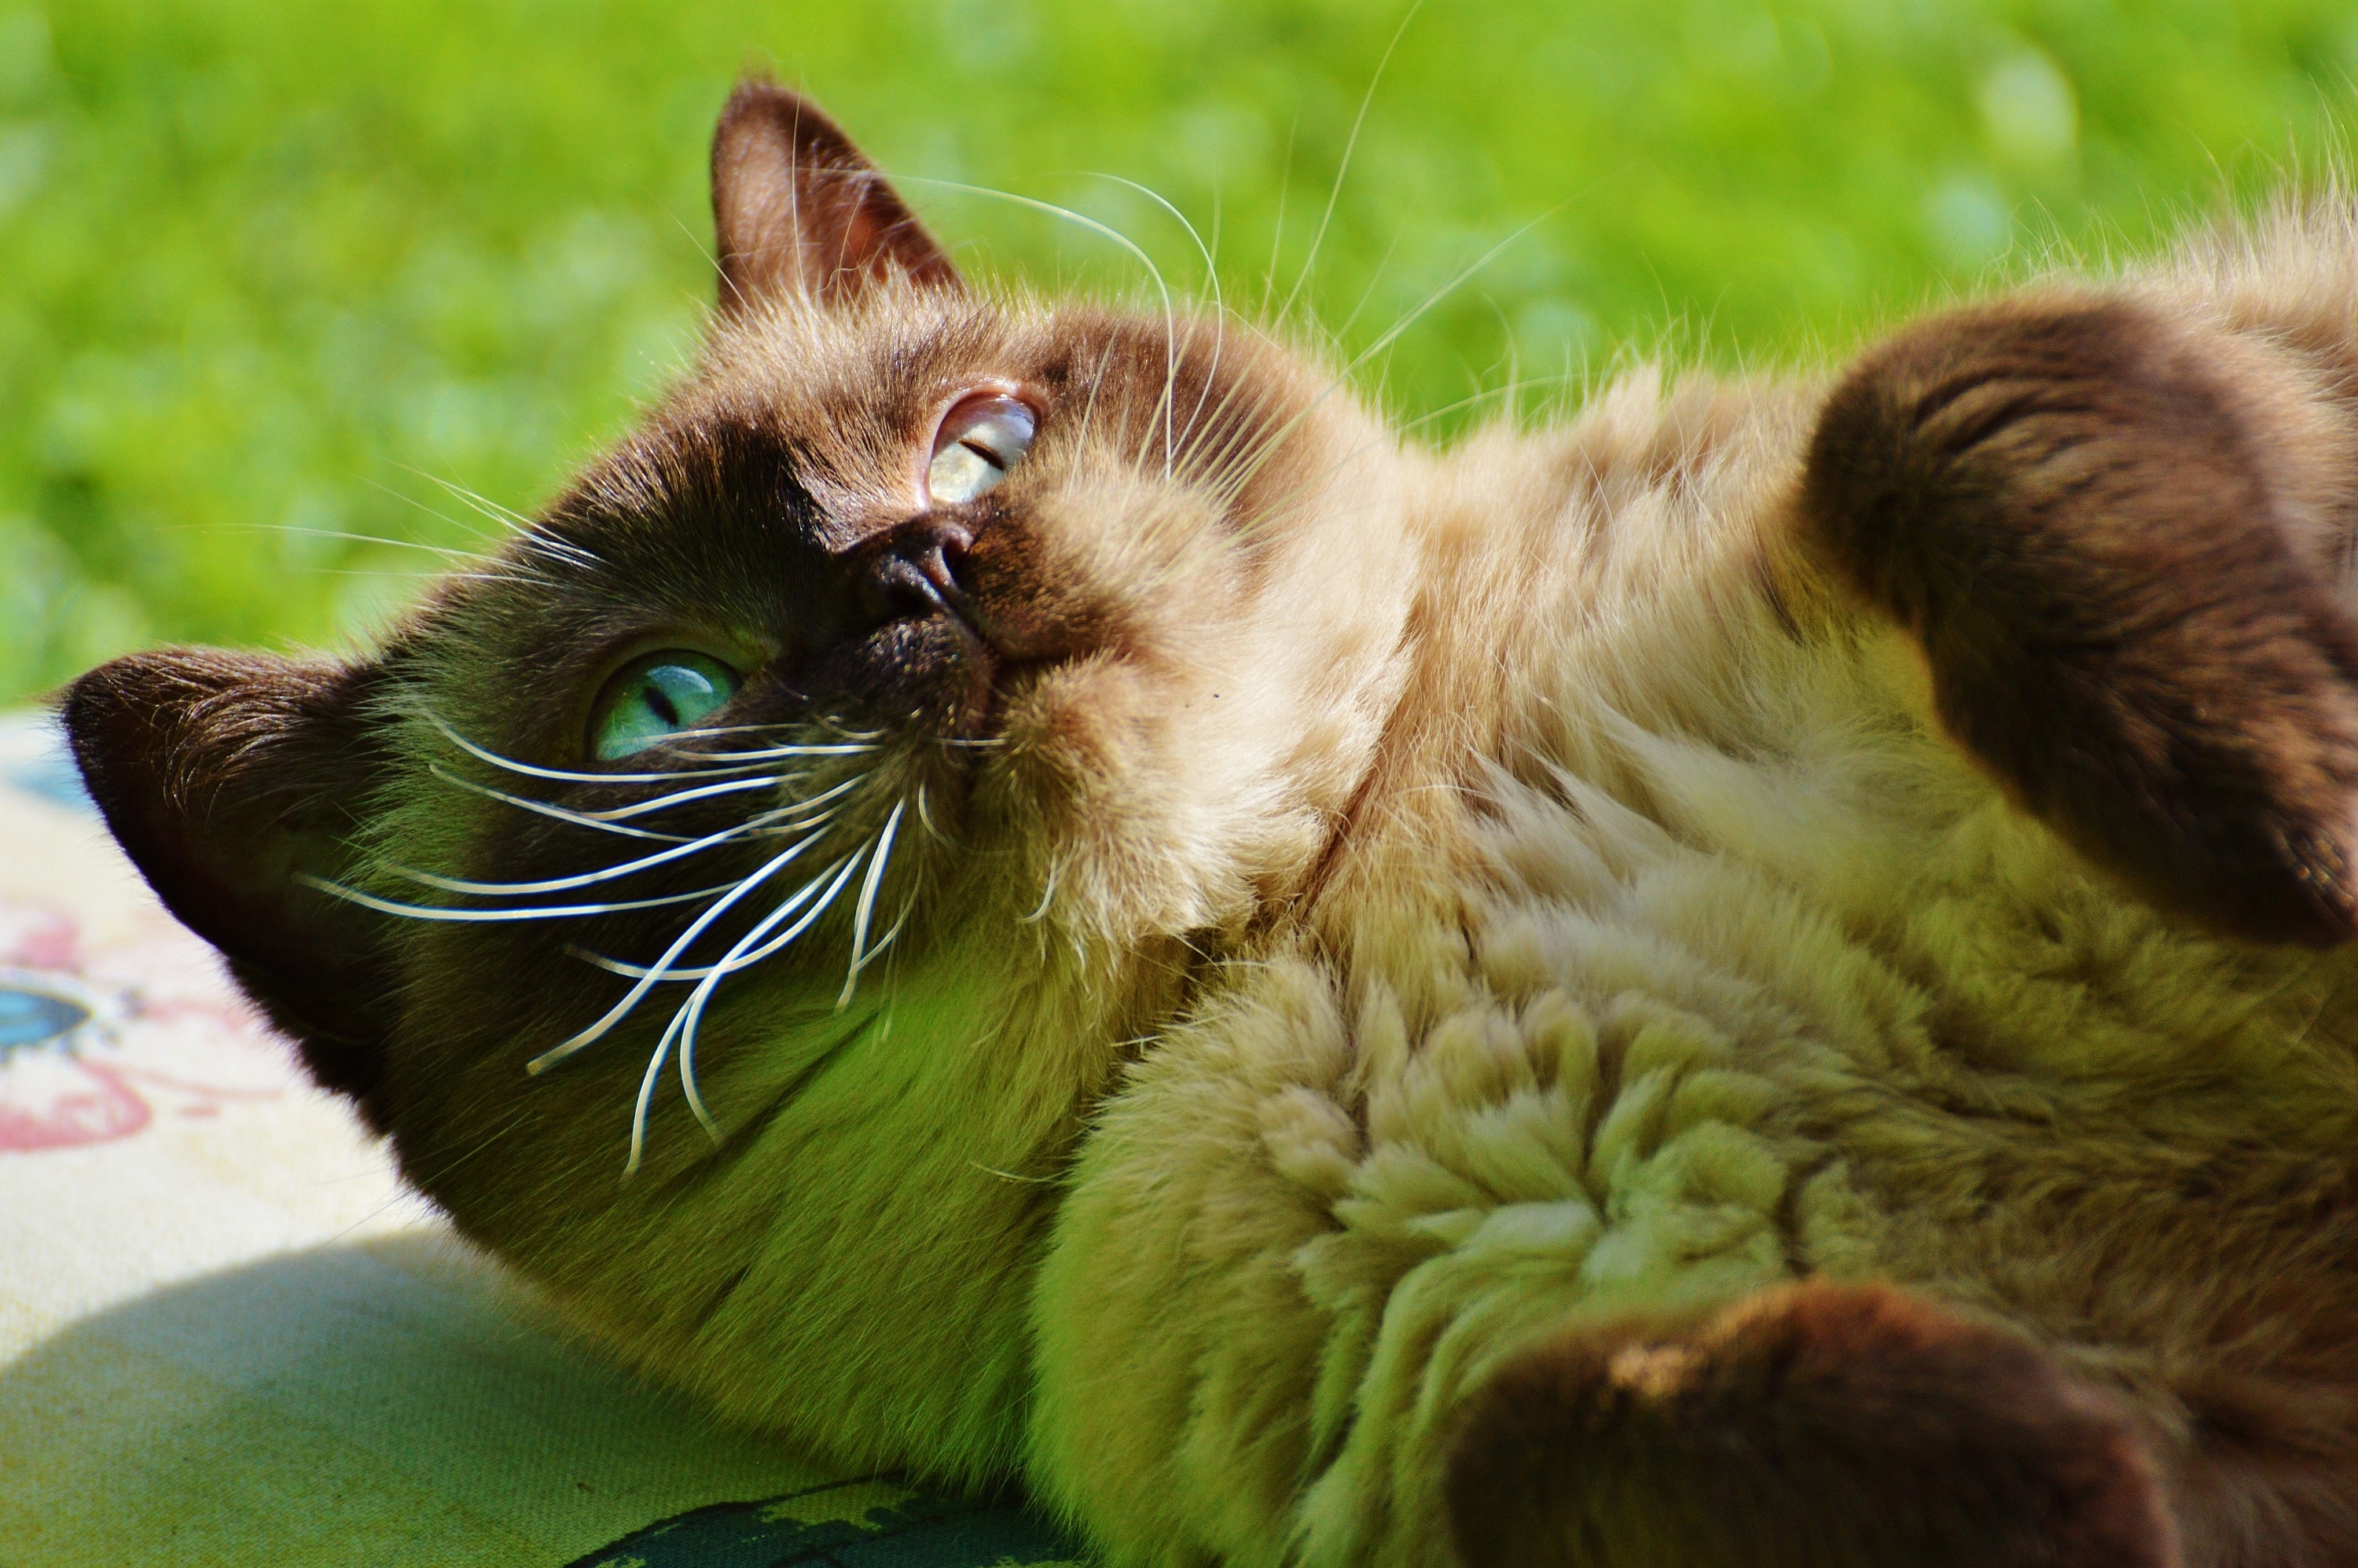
[927,394,1036,505]
[589,652,743,762]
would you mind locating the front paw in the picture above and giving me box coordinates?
[1444,1282,2178,1568]
[1801,297,2358,947]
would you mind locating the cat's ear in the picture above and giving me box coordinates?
[710,79,960,312]
[61,648,399,1112]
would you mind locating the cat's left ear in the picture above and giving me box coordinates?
[711,79,961,311]
[61,649,399,1115]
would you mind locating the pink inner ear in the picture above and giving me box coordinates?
[710,80,961,310]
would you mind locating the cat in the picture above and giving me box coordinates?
[57,77,2358,1566]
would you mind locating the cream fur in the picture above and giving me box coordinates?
[305,199,2358,1562]
[1023,218,2358,1563]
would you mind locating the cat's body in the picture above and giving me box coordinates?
[60,84,2358,1565]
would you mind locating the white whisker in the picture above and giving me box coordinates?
[1091,174,1221,477]
[430,764,695,842]
[394,810,794,896]
[567,852,858,982]
[226,523,493,565]
[525,829,829,1075]
[674,740,880,762]
[675,850,869,1138]
[1221,217,1552,545]
[426,714,773,784]
[298,877,734,923]
[839,798,906,1010]
[654,718,887,743]
[1275,0,1424,329]
[404,467,540,536]
[1022,855,1063,924]
[580,772,795,820]
[899,173,1178,474]
[625,1005,687,1177]
[592,772,863,825]
[859,896,914,970]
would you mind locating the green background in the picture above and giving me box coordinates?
[2,0,2351,703]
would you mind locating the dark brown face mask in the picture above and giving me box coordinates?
[56,79,1339,1159]
[50,84,979,1122]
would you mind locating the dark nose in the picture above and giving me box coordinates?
[848,517,975,630]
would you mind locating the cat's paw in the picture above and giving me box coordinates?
[1442,1282,2179,1568]
[1801,297,2358,947]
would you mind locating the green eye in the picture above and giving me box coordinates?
[590,652,743,761]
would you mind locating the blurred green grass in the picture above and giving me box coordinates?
[2,0,2352,702]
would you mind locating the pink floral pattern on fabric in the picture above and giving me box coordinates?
[0,898,287,1153]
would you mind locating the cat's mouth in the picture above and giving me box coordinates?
[783,608,1059,751]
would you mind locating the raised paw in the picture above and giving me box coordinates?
[1443,1282,2179,1568]
[1801,297,2358,947]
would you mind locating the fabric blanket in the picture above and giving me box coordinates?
[0,714,1085,1567]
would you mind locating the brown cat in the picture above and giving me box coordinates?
[60,80,2358,1566]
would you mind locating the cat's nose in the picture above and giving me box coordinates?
[847,517,976,632]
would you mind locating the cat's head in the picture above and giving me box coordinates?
[60,83,1411,1253]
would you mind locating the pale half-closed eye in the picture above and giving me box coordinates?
[927,394,1037,505]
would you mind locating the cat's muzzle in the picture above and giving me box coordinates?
[805,516,1022,737]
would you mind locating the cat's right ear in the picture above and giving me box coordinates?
[61,649,399,1115]
[710,79,961,313]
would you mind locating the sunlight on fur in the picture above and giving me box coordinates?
[60,79,2358,1568]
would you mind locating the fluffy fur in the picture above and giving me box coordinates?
[61,82,2358,1566]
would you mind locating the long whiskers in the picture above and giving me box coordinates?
[899,174,1179,476]
[575,770,841,824]
[1274,0,1425,330]
[1218,216,1555,545]
[524,827,832,1075]
[672,850,869,1147]
[839,797,905,1009]
[683,740,882,762]
[1089,172,1228,477]
[566,855,854,983]
[431,766,697,842]
[299,878,739,923]
[427,715,755,784]
[630,849,869,1171]
[391,805,826,897]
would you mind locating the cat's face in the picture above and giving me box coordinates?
[62,84,1412,1271]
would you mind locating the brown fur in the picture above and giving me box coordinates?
[59,81,2358,1566]
[711,79,959,308]
[1444,1283,2178,1568]
[64,647,396,1107]
[1802,296,2358,946]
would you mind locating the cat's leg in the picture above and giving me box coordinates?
[1798,289,2358,949]
[1444,1280,2176,1568]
